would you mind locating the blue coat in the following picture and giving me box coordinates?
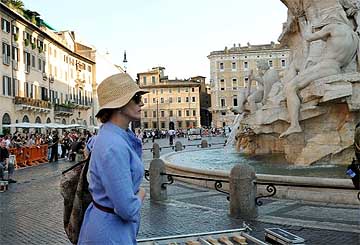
[78,122,144,244]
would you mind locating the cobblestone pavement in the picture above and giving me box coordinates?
[0,137,359,244]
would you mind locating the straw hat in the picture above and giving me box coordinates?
[95,73,148,117]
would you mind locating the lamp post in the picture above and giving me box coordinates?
[42,73,54,102]
[156,98,160,131]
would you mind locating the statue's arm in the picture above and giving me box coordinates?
[304,26,331,43]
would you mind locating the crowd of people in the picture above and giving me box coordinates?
[135,127,228,143]
[0,129,97,183]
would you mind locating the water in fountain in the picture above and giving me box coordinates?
[224,113,244,150]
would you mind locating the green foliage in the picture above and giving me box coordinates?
[31,42,36,49]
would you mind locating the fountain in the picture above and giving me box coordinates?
[234,0,360,166]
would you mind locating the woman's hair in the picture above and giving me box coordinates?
[96,108,121,123]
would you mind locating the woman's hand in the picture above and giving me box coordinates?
[137,187,146,202]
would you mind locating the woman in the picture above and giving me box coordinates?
[78,73,147,244]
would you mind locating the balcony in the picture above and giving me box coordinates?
[14,96,51,113]
[54,104,74,117]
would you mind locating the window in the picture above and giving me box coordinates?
[178,110,182,117]
[43,61,46,72]
[268,60,273,68]
[281,59,286,67]
[219,62,224,70]
[2,42,10,65]
[143,122,148,128]
[177,87,180,93]
[169,97,173,103]
[221,87,225,91]
[152,122,157,129]
[185,87,189,92]
[151,76,156,84]
[54,49,57,58]
[144,98,147,103]
[192,97,196,102]
[152,89,155,94]
[178,121,182,128]
[221,112,226,116]
[160,98,164,103]
[12,46,19,61]
[160,88,163,94]
[186,97,189,102]
[161,122,165,129]
[186,121,190,128]
[24,51,30,72]
[143,76,146,85]
[24,82,29,97]
[144,111,147,118]
[191,87,195,92]
[161,111,165,117]
[233,97,238,106]
[32,55,35,68]
[153,111,156,118]
[221,98,226,107]
[193,110,196,116]
[186,110,190,116]
[232,78,237,90]
[232,62,236,70]
[152,98,156,103]
[2,76,11,96]
[38,58,42,71]
[1,18,10,33]
[169,88,172,93]
[177,97,181,103]
[169,110,173,117]
[244,61,248,69]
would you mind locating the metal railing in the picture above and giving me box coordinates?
[254,181,360,206]
[144,169,230,200]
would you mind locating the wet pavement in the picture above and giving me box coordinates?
[0,136,359,244]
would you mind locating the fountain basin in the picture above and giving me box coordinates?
[161,149,359,205]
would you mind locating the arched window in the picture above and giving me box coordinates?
[46,118,51,123]
[22,115,29,123]
[62,119,66,125]
[2,113,11,135]
[71,119,76,124]
[35,116,41,123]
[83,120,87,126]
[2,113,11,125]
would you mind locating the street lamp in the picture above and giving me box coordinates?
[156,98,160,131]
[42,73,54,102]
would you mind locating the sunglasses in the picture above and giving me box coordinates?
[131,93,142,104]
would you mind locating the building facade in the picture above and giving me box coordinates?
[208,42,290,128]
[137,67,202,130]
[0,2,97,134]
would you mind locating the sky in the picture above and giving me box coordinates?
[22,0,287,81]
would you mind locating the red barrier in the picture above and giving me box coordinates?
[9,145,49,169]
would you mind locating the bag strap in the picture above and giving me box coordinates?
[62,153,91,175]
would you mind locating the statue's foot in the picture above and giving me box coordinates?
[279,125,302,138]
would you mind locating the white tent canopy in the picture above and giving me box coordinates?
[3,122,44,128]
[3,123,86,129]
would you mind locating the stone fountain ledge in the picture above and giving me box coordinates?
[160,149,359,205]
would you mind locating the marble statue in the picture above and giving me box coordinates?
[231,60,280,114]
[280,0,360,138]
[234,0,360,165]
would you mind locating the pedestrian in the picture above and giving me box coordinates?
[49,131,59,162]
[78,73,147,244]
[152,130,156,143]
[0,141,16,183]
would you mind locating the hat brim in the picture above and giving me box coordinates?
[95,89,148,117]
